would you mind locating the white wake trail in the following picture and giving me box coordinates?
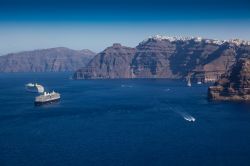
[169,106,196,122]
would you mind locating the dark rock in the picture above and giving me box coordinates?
[74,36,250,80]
[74,44,136,79]
[208,58,250,101]
[0,47,95,72]
[132,38,176,78]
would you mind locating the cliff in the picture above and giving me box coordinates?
[208,58,250,101]
[74,35,250,80]
[0,47,95,72]
[74,44,136,79]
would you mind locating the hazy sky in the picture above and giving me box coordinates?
[0,0,250,55]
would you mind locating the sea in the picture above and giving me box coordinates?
[0,73,250,166]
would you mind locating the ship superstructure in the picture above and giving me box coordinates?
[35,91,60,105]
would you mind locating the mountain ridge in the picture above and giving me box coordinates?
[0,47,96,72]
[74,35,250,80]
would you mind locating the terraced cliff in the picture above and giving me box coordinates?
[208,58,250,101]
[74,44,136,79]
[74,36,250,80]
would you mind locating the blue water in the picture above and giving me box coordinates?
[0,73,250,166]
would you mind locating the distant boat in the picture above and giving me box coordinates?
[25,83,44,93]
[197,81,202,85]
[187,77,191,87]
[184,116,196,122]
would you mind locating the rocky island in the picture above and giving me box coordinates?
[74,35,250,81]
[0,47,95,72]
[208,58,250,101]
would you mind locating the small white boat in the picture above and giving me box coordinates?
[25,83,44,93]
[187,78,191,87]
[184,116,196,122]
[197,81,202,84]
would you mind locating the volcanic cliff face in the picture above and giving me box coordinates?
[133,37,227,79]
[73,35,250,80]
[74,44,136,79]
[208,58,250,101]
[0,47,95,72]
[132,38,176,78]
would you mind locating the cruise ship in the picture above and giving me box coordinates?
[25,83,44,93]
[34,91,60,106]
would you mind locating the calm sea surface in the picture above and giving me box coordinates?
[0,73,250,166]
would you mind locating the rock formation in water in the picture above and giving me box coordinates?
[0,47,95,72]
[208,58,250,101]
[74,35,250,80]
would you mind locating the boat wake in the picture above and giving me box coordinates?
[177,110,195,122]
[169,107,196,122]
[182,114,196,122]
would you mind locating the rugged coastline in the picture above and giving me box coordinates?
[74,35,250,81]
[208,58,250,101]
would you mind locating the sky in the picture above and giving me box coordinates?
[0,0,250,55]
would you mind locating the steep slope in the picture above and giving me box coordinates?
[0,47,95,72]
[208,58,250,101]
[74,35,250,80]
[74,44,136,79]
[132,38,176,78]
